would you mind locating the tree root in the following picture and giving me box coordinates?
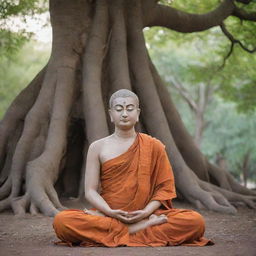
[0,67,46,167]
[0,0,255,217]
[9,69,57,198]
[107,0,144,132]
[0,122,23,184]
[82,0,109,143]
[25,64,78,216]
[11,193,29,216]
[30,202,39,215]
[0,197,11,212]
[0,60,79,215]
[148,56,255,212]
[0,177,11,200]
[229,177,256,196]
[108,0,131,92]
[205,181,256,209]
[55,119,85,198]
[205,162,256,197]
[208,162,232,190]
[126,1,233,214]
[0,67,57,216]
[149,58,210,182]
[78,154,87,200]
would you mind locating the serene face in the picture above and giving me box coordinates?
[109,97,140,130]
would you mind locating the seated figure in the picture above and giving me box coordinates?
[53,89,213,247]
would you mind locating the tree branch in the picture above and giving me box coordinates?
[220,22,256,53]
[220,42,235,69]
[145,0,235,32]
[171,78,198,111]
[235,0,253,4]
[219,22,256,68]
[232,6,256,21]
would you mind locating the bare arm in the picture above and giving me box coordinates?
[143,200,161,216]
[84,142,162,224]
[84,142,112,214]
[84,142,129,222]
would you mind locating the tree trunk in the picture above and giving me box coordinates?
[0,0,255,216]
[237,150,251,188]
[171,80,212,149]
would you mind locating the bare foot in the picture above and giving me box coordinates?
[148,214,168,226]
[83,209,106,217]
[128,214,168,234]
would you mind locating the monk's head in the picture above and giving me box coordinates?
[109,89,139,108]
[108,89,140,129]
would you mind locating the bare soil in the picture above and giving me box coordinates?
[0,200,255,256]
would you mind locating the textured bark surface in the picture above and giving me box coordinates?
[0,0,255,216]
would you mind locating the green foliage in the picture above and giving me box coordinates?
[0,29,30,58]
[202,99,256,181]
[0,0,48,58]
[144,19,256,113]
[160,0,219,13]
[217,46,256,113]
[0,41,50,119]
[0,0,46,18]
[144,0,256,183]
[0,1,49,118]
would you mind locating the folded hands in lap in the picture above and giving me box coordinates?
[83,208,149,224]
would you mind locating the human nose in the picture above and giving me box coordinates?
[121,109,128,117]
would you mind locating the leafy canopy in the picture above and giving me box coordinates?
[0,0,47,57]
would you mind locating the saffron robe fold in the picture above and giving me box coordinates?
[53,133,213,247]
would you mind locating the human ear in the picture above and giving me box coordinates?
[136,108,141,122]
[108,109,114,122]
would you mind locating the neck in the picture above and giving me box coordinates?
[113,127,137,139]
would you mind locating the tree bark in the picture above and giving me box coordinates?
[0,0,255,216]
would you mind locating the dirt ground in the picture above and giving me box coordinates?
[0,200,255,256]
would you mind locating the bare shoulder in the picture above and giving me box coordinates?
[88,135,112,153]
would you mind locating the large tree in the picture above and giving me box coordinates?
[0,0,256,216]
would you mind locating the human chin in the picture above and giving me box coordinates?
[117,121,134,129]
[119,120,131,126]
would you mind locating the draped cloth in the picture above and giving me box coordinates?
[53,133,213,247]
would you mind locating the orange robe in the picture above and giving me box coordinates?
[53,133,213,247]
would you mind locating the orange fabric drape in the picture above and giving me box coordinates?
[53,133,213,247]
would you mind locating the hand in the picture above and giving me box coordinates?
[125,210,148,224]
[107,209,132,223]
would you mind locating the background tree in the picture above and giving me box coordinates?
[0,42,50,119]
[0,0,256,216]
[0,0,47,58]
[144,40,220,148]
[144,25,256,188]
[203,101,256,189]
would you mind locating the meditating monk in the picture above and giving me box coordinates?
[53,89,213,247]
